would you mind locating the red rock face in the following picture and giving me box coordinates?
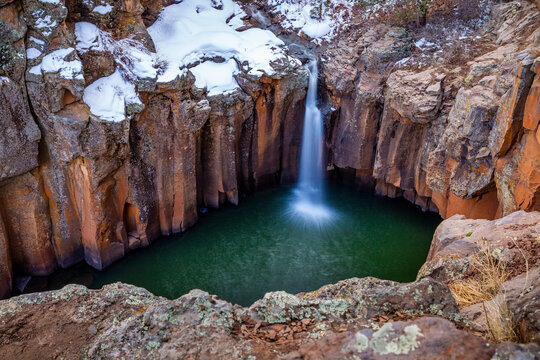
[0,215,12,299]
[323,3,540,221]
[0,0,309,296]
[0,172,56,276]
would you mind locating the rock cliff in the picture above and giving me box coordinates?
[0,0,308,298]
[321,1,540,220]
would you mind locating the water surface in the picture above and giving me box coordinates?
[43,183,441,306]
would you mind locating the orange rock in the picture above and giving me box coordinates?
[523,76,540,131]
[445,191,499,220]
[0,171,56,276]
[495,132,540,216]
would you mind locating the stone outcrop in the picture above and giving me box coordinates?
[323,1,540,219]
[0,0,308,298]
[418,210,540,283]
[418,210,540,343]
[0,277,538,359]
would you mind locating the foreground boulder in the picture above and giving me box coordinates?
[418,210,540,283]
[0,278,537,359]
[419,210,540,344]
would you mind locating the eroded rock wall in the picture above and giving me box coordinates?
[0,0,308,296]
[323,1,540,220]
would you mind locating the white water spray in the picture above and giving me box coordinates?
[291,60,333,222]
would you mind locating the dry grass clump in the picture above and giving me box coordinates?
[482,296,520,343]
[448,245,509,307]
[449,240,531,343]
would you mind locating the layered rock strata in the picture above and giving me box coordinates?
[1,0,540,301]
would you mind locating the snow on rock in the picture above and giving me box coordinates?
[26,48,42,59]
[29,48,83,80]
[147,0,287,81]
[74,0,295,122]
[74,21,102,52]
[93,4,113,14]
[29,36,45,46]
[35,15,58,37]
[268,0,354,41]
[83,69,142,122]
[190,59,240,96]
[302,22,331,38]
[75,22,157,80]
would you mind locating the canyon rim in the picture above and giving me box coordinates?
[0,0,539,358]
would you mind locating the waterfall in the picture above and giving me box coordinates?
[291,59,333,222]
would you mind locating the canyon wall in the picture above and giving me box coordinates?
[0,0,539,300]
[0,0,308,297]
[322,1,540,220]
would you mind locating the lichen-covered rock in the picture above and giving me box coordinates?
[427,85,499,199]
[302,277,460,320]
[292,317,526,360]
[385,69,445,124]
[462,267,540,343]
[0,279,537,359]
[418,210,540,283]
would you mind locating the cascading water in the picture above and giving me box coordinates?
[291,60,333,222]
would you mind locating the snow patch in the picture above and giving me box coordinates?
[190,59,240,96]
[148,0,286,81]
[83,69,142,122]
[35,15,58,36]
[302,22,331,38]
[29,36,45,45]
[76,0,297,122]
[26,48,42,59]
[29,48,83,80]
[93,4,113,14]
[75,22,157,80]
[268,0,354,41]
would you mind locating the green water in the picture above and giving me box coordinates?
[42,183,440,306]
